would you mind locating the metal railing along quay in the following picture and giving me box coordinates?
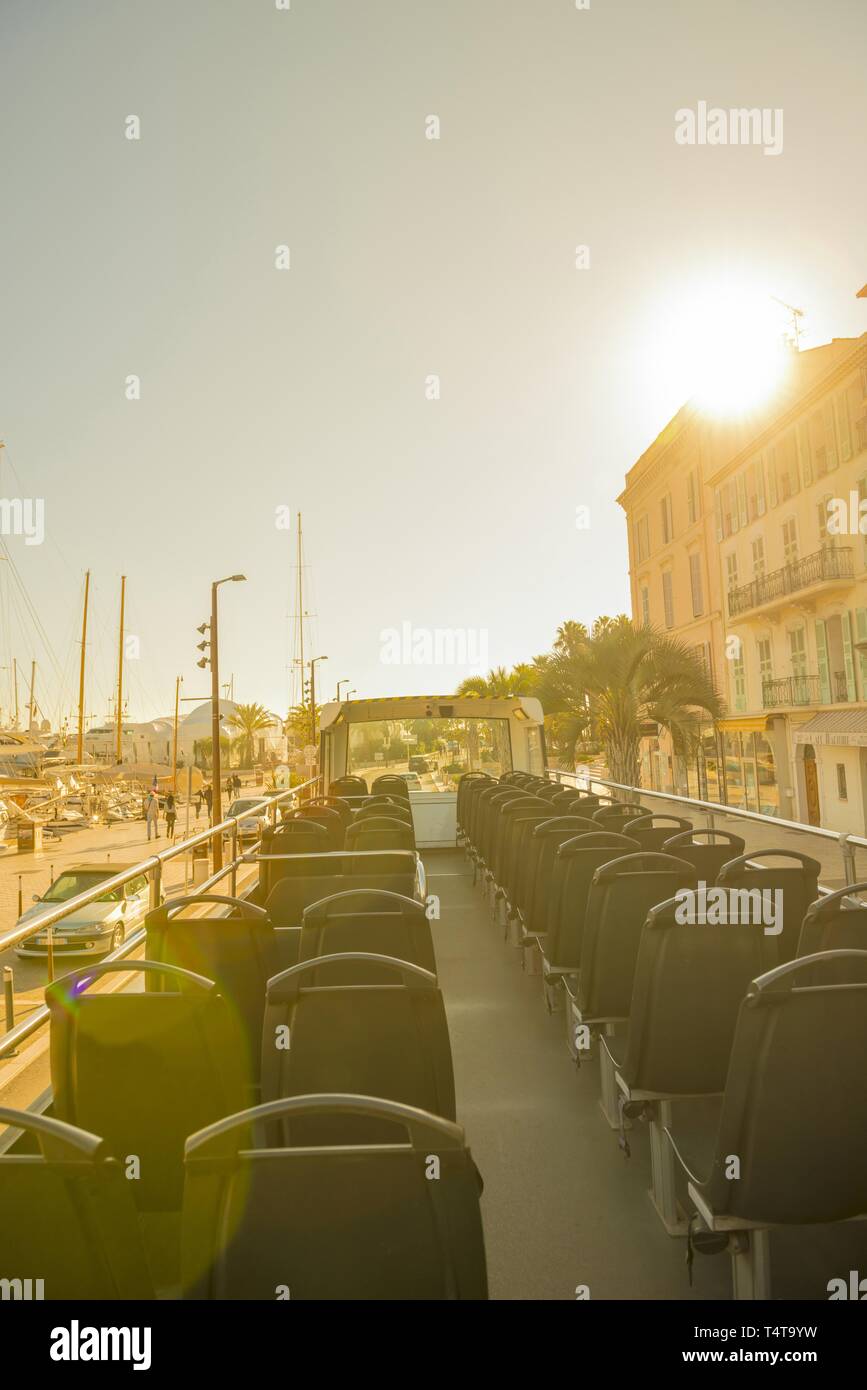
[0,775,320,1063]
[548,768,867,893]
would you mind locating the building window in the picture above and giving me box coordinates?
[660,494,673,544]
[726,551,739,592]
[687,469,700,524]
[757,638,772,685]
[689,552,703,617]
[788,626,807,679]
[662,571,674,629]
[768,432,800,502]
[640,584,650,626]
[817,495,836,543]
[731,652,747,713]
[836,392,852,463]
[782,518,798,566]
[694,642,713,680]
[837,763,848,801]
[752,536,765,578]
[635,515,649,562]
[745,458,767,520]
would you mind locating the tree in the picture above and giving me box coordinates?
[455,663,538,698]
[226,703,274,767]
[537,620,723,788]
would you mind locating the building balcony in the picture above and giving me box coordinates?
[728,546,854,619]
[762,671,853,709]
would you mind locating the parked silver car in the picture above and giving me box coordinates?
[14,863,150,959]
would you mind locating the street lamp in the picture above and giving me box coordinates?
[336,678,349,702]
[209,574,246,870]
[309,656,328,750]
[348,689,357,699]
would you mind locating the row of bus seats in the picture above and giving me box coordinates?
[457,770,867,1299]
[2,804,488,1299]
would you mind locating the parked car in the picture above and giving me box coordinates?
[223,797,268,842]
[14,863,150,959]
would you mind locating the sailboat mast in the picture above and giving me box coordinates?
[28,660,36,729]
[297,512,305,709]
[172,675,180,792]
[12,657,18,727]
[115,575,126,764]
[76,571,90,763]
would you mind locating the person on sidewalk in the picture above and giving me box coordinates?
[165,792,177,841]
[203,784,213,825]
[145,790,161,841]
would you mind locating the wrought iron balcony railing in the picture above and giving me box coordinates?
[728,546,854,618]
[762,674,820,708]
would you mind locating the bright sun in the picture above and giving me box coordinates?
[650,279,793,419]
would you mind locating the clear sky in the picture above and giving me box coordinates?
[1,0,865,726]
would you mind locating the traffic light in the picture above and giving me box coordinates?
[197,620,211,669]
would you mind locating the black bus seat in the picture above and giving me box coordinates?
[308,795,354,825]
[291,805,344,850]
[797,884,867,980]
[145,895,275,1075]
[577,853,697,1027]
[0,1106,155,1299]
[623,814,693,852]
[356,800,414,825]
[457,771,494,842]
[261,954,455,1142]
[517,816,597,956]
[181,1095,488,1300]
[47,961,249,1212]
[345,815,415,852]
[497,806,558,945]
[716,849,821,961]
[592,802,647,835]
[471,785,526,878]
[601,895,779,1234]
[299,889,436,980]
[265,850,422,928]
[575,853,697,1125]
[259,820,331,897]
[489,797,546,900]
[329,776,368,798]
[371,774,412,800]
[541,832,640,1010]
[664,951,867,1299]
[660,828,746,882]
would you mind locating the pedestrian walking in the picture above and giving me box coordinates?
[196,789,204,821]
[203,784,213,824]
[145,790,160,841]
[165,792,177,841]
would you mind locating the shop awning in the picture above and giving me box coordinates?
[792,710,867,746]
[716,717,769,734]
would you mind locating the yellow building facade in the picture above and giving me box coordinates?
[619,331,867,831]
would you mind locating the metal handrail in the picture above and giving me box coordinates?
[548,769,865,887]
[0,774,320,1063]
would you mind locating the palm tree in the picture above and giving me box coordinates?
[537,620,723,789]
[455,663,538,698]
[226,702,274,768]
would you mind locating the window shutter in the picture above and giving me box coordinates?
[823,401,838,470]
[767,450,778,507]
[855,607,867,699]
[797,422,812,486]
[737,475,748,528]
[815,619,831,703]
[836,393,852,462]
[714,489,723,542]
[842,610,857,702]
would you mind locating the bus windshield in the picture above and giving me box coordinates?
[347,716,512,790]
